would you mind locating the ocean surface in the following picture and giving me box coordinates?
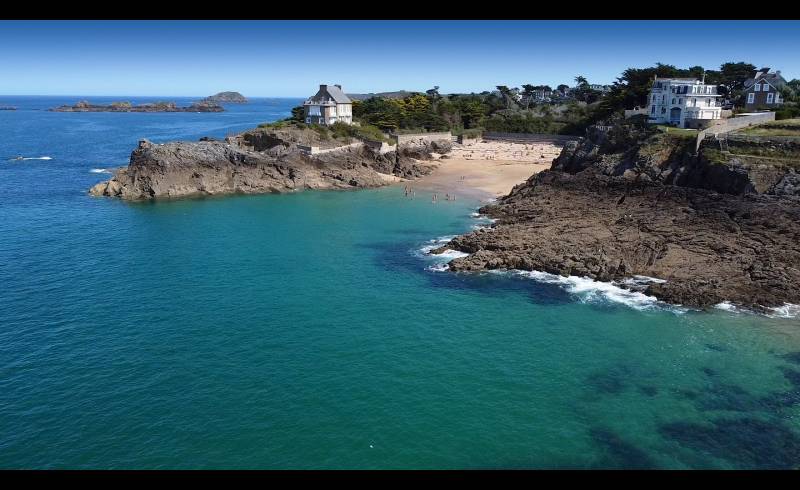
[1,96,799,469]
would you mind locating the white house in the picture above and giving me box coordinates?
[647,77,722,129]
[303,84,353,125]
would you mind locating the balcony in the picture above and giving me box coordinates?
[303,99,336,106]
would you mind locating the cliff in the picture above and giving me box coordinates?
[433,120,800,310]
[89,126,441,200]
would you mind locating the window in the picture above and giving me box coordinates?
[661,107,666,114]
[754,83,760,92]
[672,98,676,105]
[651,106,656,114]
[747,92,755,104]
[767,93,774,104]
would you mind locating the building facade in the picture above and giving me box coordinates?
[743,68,786,111]
[647,78,722,129]
[303,84,353,125]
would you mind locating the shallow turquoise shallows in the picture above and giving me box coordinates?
[1,97,799,469]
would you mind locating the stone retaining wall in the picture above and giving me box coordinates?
[695,112,776,151]
[394,132,452,145]
[298,141,364,156]
[482,132,577,145]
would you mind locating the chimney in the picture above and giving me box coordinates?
[320,84,327,91]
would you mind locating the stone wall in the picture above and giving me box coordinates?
[394,132,452,145]
[482,132,578,145]
[695,112,776,151]
[298,141,364,156]
[363,139,396,154]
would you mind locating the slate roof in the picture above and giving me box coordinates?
[324,85,352,104]
[744,69,787,90]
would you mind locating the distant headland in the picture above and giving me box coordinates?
[49,100,225,113]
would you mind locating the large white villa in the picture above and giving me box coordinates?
[303,84,353,126]
[647,77,722,129]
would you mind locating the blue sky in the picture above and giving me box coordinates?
[1,20,798,97]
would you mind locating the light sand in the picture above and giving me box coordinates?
[413,157,550,200]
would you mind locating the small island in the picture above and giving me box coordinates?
[199,91,248,104]
[49,100,224,113]
[0,106,17,111]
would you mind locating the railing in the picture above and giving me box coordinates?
[303,99,336,106]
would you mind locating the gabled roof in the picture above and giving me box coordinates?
[308,84,352,105]
[744,70,787,90]
[325,85,351,104]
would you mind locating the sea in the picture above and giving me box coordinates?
[1,96,798,469]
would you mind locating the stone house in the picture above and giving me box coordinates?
[743,68,786,110]
[303,84,353,125]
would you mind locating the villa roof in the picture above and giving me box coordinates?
[326,85,351,104]
[744,69,787,90]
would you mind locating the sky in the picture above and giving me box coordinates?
[1,20,798,97]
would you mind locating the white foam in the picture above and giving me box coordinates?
[714,302,799,319]
[415,235,470,273]
[767,303,800,319]
[435,249,469,260]
[426,263,450,272]
[90,168,112,174]
[714,301,740,313]
[8,156,52,161]
[503,269,672,311]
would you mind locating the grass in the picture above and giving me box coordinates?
[653,124,698,138]
[735,118,800,137]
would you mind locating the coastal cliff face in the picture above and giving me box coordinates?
[89,127,437,200]
[434,123,800,310]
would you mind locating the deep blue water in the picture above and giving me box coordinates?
[1,96,799,469]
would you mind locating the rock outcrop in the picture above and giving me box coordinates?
[89,127,436,200]
[200,92,248,104]
[433,121,800,310]
[51,100,224,112]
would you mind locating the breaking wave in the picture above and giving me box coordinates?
[90,168,112,174]
[502,270,671,311]
[8,156,52,161]
[715,301,800,319]
[415,235,469,272]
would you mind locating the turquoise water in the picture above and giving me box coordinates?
[1,97,799,469]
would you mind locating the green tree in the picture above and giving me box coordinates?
[522,84,536,109]
[290,105,305,123]
[718,62,757,104]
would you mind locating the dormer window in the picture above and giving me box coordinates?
[754,83,761,92]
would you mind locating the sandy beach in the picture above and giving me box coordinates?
[414,157,549,200]
[410,140,560,200]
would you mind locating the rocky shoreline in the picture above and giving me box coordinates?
[432,122,800,310]
[89,126,450,200]
[51,100,224,112]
